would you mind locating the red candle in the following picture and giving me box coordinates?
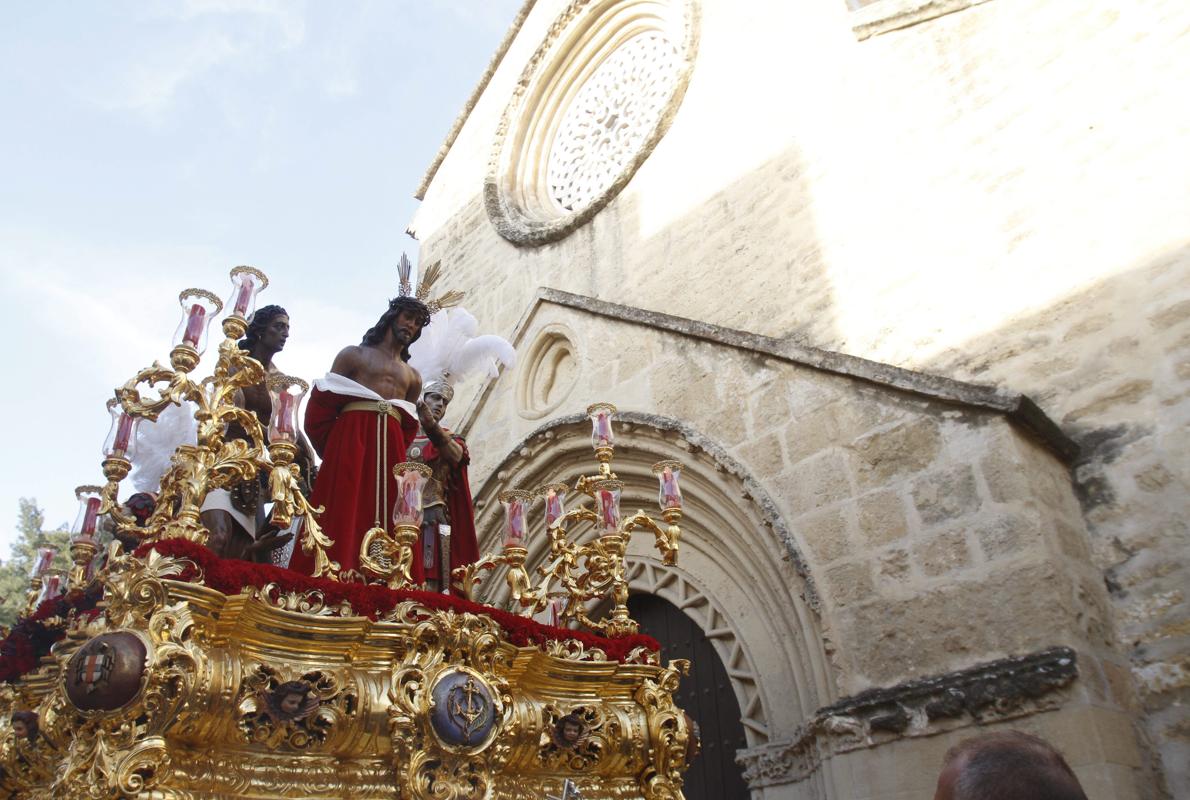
[595,412,612,446]
[30,547,55,578]
[661,467,681,510]
[113,413,134,454]
[505,499,527,545]
[182,303,206,346]
[544,489,564,528]
[79,497,101,539]
[275,389,295,435]
[597,488,620,532]
[233,275,255,316]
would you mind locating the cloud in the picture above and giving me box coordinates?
[97,1,307,119]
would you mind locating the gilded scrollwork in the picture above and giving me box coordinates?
[634,659,691,800]
[539,705,621,772]
[236,664,357,751]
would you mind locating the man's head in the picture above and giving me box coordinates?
[361,297,431,361]
[240,305,289,355]
[935,730,1088,800]
[422,381,454,421]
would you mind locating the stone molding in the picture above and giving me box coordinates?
[457,288,1078,462]
[736,647,1078,789]
[470,410,822,615]
[414,0,539,201]
[484,0,700,246]
[849,0,995,41]
[626,558,772,744]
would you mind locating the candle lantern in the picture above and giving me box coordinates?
[71,485,104,543]
[102,398,140,460]
[500,489,533,547]
[391,462,432,528]
[30,547,56,579]
[266,375,308,445]
[540,483,569,529]
[652,460,684,511]
[34,573,64,608]
[227,266,269,321]
[593,480,623,535]
[171,289,223,355]
[587,402,616,450]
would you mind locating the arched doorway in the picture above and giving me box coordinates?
[629,593,750,800]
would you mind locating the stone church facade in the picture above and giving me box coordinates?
[407,1,1189,797]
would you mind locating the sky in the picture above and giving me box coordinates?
[0,0,524,552]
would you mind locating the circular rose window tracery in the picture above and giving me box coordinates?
[485,0,699,246]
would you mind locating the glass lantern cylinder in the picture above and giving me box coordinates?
[72,486,104,543]
[593,480,623,535]
[171,289,223,354]
[30,547,56,578]
[540,483,568,528]
[392,463,431,528]
[652,460,684,511]
[587,402,616,450]
[266,375,308,444]
[102,398,140,459]
[228,266,269,320]
[35,573,64,608]
[500,489,533,547]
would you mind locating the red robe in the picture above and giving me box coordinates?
[288,387,418,577]
[411,433,480,595]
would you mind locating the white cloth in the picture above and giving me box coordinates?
[314,372,417,416]
[200,487,262,534]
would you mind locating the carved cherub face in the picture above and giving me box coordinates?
[555,714,585,747]
[266,680,317,721]
[280,692,304,715]
[10,712,37,741]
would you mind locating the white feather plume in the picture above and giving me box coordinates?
[130,401,198,493]
[409,307,516,387]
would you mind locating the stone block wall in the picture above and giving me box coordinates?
[410,0,1189,789]
[455,299,1153,796]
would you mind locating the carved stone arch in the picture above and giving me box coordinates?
[471,411,835,749]
[625,557,770,744]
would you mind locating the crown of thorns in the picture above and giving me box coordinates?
[397,253,464,314]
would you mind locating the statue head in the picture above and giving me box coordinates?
[240,304,289,356]
[361,296,431,361]
[267,680,317,721]
[10,711,37,741]
[554,713,585,748]
[422,381,453,421]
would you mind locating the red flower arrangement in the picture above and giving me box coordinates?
[0,587,102,684]
[134,539,659,663]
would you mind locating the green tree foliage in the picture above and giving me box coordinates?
[0,499,72,628]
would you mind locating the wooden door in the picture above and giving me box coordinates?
[628,593,751,799]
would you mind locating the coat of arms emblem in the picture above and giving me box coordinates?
[74,640,113,694]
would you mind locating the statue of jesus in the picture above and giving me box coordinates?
[286,295,429,578]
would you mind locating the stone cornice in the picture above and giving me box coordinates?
[736,647,1078,789]
[458,288,1079,462]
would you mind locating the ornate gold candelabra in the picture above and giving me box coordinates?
[458,403,685,638]
[90,267,337,575]
[360,462,433,589]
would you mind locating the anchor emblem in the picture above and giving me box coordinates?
[446,677,488,744]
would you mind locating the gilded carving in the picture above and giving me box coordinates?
[236,664,357,750]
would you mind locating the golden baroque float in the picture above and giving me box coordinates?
[0,268,697,799]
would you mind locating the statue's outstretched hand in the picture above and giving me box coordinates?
[248,524,295,561]
[416,400,436,431]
